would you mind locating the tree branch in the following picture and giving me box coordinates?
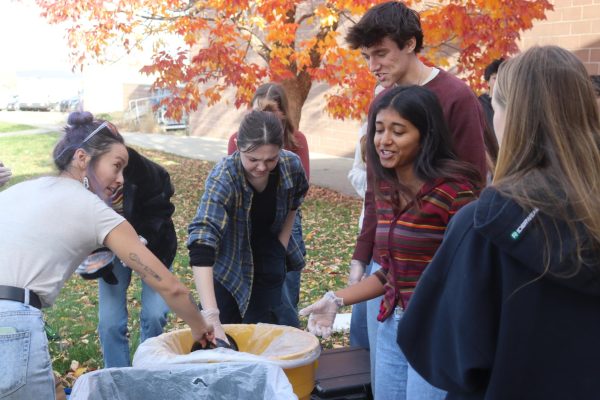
[236,25,271,63]
[297,12,315,25]
[339,11,356,25]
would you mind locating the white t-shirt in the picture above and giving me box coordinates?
[0,176,125,306]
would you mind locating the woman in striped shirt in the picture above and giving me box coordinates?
[300,85,482,400]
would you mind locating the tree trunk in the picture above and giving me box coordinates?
[281,71,312,131]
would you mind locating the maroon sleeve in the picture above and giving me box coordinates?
[292,131,310,182]
[226,132,237,155]
[426,71,488,180]
[351,164,377,264]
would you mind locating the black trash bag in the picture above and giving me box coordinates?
[191,333,239,352]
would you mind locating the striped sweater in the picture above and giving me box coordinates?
[374,178,477,321]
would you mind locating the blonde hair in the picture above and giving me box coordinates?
[493,46,600,276]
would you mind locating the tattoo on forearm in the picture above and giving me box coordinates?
[128,253,162,282]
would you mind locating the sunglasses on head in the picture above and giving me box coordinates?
[55,121,118,161]
[82,121,112,143]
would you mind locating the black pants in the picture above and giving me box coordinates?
[215,233,287,324]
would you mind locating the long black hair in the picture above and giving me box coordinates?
[366,85,482,209]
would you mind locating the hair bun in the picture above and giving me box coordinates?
[67,111,94,127]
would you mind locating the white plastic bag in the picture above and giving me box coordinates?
[70,363,296,400]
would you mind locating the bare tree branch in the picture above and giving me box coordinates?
[297,12,315,25]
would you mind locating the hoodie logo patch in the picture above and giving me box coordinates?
[511,208,539,240]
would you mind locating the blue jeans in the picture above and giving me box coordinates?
[98,259,170,368]
[274,211,305,328]
[349,261,372,349]
[366,261,383,388]
[374,307,446,400]
[0,300,55,400]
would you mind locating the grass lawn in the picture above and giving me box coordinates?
[0,133,59,184]
[0,121,37,133]
[0,132,362,387]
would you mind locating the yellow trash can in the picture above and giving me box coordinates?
[134,324,320,400]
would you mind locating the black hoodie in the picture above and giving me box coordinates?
[123,147,177,267]
[397,187,600,400]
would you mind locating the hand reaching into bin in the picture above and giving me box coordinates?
[191,323,216,349]
[191,332,238,352]
[299,291,344,338]
[201,308,230,345]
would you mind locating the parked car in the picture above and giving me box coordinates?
[59,97,81,112]
[18,95,51,111]
[6,96,19,111]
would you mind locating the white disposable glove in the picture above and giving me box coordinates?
[347,259,366,286]
[299,291,344,338]
[201,308,229,345]
[0,163,12,187]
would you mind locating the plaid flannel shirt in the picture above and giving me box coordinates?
[187,150,309,316]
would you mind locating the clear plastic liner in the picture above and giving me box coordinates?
[72,324,320,399]
[70,363,296,400]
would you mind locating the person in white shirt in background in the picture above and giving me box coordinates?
[347,86,384,351]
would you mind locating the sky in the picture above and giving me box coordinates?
[0,1,182,103]
[0,0,149,101]
[0,0,74,73]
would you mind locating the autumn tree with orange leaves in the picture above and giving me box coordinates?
[37,0,552,125]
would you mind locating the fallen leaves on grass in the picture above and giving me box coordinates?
[45,147,363,389]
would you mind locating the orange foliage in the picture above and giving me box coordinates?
[36,0,552,121]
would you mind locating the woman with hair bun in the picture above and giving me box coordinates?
[0,111,214,398]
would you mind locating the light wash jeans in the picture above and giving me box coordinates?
[274,211,305,328]
[0,300,55,400]
[374,306,446,400]
[98,259,170,368]
[366,260,383,389]
[349,261,372,349]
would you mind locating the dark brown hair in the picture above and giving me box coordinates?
[346,1,423,54]
[237,110,284,152]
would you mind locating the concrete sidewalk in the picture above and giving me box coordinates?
[0,124,358,197]
[122,132,358,197]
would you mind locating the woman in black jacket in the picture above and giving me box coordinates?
[98,147,178,368]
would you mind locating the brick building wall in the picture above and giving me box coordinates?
[188,82,362,158]
[520,0,600,74]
